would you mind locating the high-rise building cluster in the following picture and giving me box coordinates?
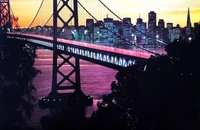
[76,8,200,48]
[31,8,199,48]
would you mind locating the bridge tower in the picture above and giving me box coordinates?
[50,0,81,96]
[0,0,10,60]
[0,0,11,28]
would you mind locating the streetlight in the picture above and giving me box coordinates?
[156,34,159,39]
[155,34,159,49]
[134,35,137,44]
[61,29,65,38]
[82,29,88,42]
[131,33,135,44]
[72,30,77,40]
[188,37,192,43]
[84,30,88,35]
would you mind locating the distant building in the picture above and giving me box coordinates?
[86,19,94,42]
[169,24,181,43]
[185,8,192,37]
[122,17,132,42]
[123,17,131,25]
[135,16,147,44]
[157,19,165,44]
[102,17,114,44]
[166,23,173,30]
[93,21,103,43]
[166,23,173,43]
[79,25,87,42]
[194,22,200,39]
[113,20,122,44]
[86,19,94,32]
[148,11,157,47]
[100,26,110,44]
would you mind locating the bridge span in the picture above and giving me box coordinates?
[7,33,165,70]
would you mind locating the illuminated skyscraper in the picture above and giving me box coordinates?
[123,17,132,25]
[148,11,156,47]
[122,17,132,42]
[166,23,173,43]
[93,21,103,43]
[169,24,181,43]
[167,23,173,30]
[157,19,165,43]
[86,19,94,42]
[86,19,94,32]
[102,17,114,44]
[135,16,147,44]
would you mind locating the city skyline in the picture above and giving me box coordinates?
[10,0,200,27]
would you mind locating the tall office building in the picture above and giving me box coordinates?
[93,21,103,43]
[123,17,132,25]
[157,19,165,43]
[102,17,114,44]
[122,17,132,42]
[135,16,147,44]
[185,8,192,36]
[167,23,173,30]
[169,24,181,43]
[194,22,200,38]
[79,25,86,41]
[86,19,94,42]
[166,23,173,43]
[113,20,122,43]
[148,11,156,47]
[86,19,94,32]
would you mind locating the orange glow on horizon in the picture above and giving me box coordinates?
[10,0,200,28]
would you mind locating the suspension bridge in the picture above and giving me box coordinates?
[0,0,166,104]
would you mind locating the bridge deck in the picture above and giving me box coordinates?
[17,33,166,59]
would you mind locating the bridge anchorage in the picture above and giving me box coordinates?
[39,0,93,107]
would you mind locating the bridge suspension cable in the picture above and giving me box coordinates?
[31,0,62,34]
[98,0,167,46]
[19,0,45,34]
[77,1,98,22]
[77,1,161,56]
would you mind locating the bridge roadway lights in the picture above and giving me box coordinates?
[39,91,93,108]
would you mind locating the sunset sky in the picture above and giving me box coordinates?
[10,0,200,28]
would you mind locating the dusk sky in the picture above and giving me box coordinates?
[10,0,200,27]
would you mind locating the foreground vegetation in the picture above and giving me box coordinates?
[0,33,41,130]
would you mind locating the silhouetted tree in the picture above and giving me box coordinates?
[135,37,200,130]
[99,33,200,130]
[95,64,145,130]
[87,103,130,130]
[0,37,41,130]
[40,103,87,130]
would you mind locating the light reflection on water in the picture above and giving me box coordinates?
[29,49,117,125]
